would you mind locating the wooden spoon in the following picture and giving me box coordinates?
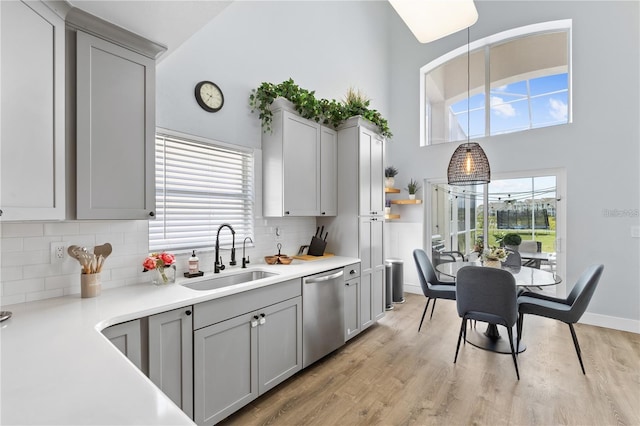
[94,243,112,272]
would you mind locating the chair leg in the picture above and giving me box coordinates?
[454,318,466,363]
[517,314,524,352]
[429,298,438,319]
[506,326,520,380]
[418,299,431,332]
[568,323,586,374]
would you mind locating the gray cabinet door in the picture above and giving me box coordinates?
[372,267,386,322]
[258,297,302,394]
[102,320,142,370]
[75,31,155,219]
[193,311,258,425]
[0,0,65,221]
[344,278,361,340]
[358,127,385,216]
[282,112,321,216]
[319,126,337,216]
[148,307,193,419]
[360,272,374,330]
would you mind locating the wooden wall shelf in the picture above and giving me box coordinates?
[391,199,422,205]
[385,214,400,220]
[384,187,400,193]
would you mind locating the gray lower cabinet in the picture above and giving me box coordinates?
[193,280,302,425]
[102,319,143,371]
[344,263,362,341]
[148,307,193,419]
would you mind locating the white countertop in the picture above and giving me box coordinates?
[0,256,358,425]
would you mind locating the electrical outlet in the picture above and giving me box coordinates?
[51,242,66,264]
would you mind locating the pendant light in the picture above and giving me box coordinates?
[447,27,490,186]
[389,0,478,43]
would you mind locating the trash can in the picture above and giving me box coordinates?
[385,258,405,304]
[384,263,394,310]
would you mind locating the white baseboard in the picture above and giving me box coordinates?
[580,312,640,334]
[400,283,639,334]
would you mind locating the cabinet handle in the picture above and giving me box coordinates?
[345,282,350,286]
[251,315,259,328]
[321,212,326,215]
[0,209,3,216]
[350,269,357,275]
[259,313,266,325]
[149,211,155,217]
[185,310,192,316]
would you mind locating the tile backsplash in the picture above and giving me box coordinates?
[0,217,316,306]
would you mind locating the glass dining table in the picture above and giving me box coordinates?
[435,261,562,354]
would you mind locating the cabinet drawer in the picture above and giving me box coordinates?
[344,262,361,279]
[194,278,301,329]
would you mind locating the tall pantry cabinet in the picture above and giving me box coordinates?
[318,116,386,337]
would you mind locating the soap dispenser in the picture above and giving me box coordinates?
[189,250,199,274]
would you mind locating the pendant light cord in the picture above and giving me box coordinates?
[467,27,470,147]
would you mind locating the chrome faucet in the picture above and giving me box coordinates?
[214,223,236,273]
[242,237,253,268]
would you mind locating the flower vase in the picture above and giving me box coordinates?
[152,265,176,285]
[484,260,502,269]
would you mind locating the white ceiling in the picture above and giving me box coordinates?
[68,0,232,60]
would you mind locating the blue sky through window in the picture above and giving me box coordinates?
[450,73,568,138]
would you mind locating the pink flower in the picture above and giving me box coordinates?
[143,256,157,271]
[159,252,175,266]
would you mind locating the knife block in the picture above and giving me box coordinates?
[307,236,326,256]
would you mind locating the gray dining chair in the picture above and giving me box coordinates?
[520,240,542,268]
[454,266,520,380]
[503,248,522,268]
[517,264,604,374]
[413,249,456,332]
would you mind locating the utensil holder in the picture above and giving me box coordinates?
[81,273,101,298]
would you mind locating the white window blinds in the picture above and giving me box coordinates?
[149,132,254,252]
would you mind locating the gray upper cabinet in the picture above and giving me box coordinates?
[74,30,156,219]
[0,0,65,221]
[320,126,338,216]
[148,307,194,419]
[262,98,337,217]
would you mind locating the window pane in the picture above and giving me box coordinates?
[150,133,254,252]
[422,23,570,145]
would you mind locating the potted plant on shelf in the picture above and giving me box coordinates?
[385,166,398,188]
[502,233,522,251]
[405,178,421,200]
[249,79,392,138]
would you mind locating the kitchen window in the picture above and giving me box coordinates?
[149,130,254,252]
[420,20,572,146]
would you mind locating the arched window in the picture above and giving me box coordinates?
[420,20,572,146]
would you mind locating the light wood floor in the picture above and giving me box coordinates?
[221,293,640,426]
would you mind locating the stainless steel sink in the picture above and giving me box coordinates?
[182,270,278,291]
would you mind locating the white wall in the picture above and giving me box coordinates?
[156,0,391,150]
[386,1,639,331]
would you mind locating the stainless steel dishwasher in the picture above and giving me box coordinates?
[302,268,345,368]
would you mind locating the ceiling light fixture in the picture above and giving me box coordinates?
[447,27,490,186]
[389,0,478,43]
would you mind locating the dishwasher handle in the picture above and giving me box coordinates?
[304,270,344,283]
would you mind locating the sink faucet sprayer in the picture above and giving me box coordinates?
[214,223,236,273]
[242,237,253,268]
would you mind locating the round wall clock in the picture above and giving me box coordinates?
[194,81,224,112]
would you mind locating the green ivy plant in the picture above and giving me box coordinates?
[249,79,392,138]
